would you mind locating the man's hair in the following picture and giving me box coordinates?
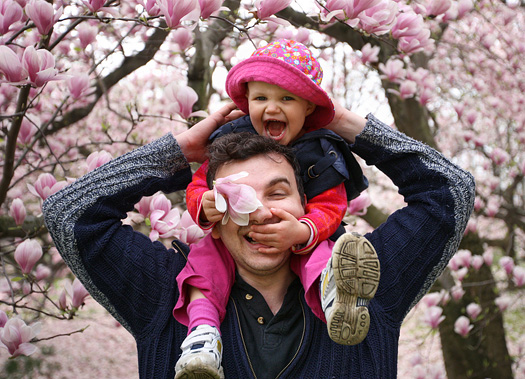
[206,132,305,203]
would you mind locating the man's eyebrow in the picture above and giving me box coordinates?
[268,177,292,188]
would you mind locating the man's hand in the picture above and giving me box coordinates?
[200,190,225,224]
[325,100,366,144]
[175,102,244,163]
[248,208,311,254]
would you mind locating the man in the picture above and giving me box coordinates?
[43,102,475,378]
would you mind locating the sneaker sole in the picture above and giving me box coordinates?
[327,232,380,345]
[175,359,225,379]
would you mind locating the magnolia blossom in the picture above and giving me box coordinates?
[465,109,477,125]
[482,250,493,266]
[175,210,205,245]
[495,296,511,312]
[254,0,292,19]
[156,0,200,29]
[67,278,90,308]
[422,292,442,307]
[35,264,51,281]
[499,256,514,275]
[9,198,26,226]
[85,150,112,172]
[0,317,41,358]
[28,173,68,200]
[451,285,465,301]
[0,0,23,34]
[358,0,397,35]
[360,43,380,65]
[25,0,62,36]
[214,172,262,226]
[58,289,68,310]
[391,11,424,39]
[294,27,310,44]
[172,27,194,51]
[148,193,181,241]
[513,266,525,287]
[398,28,433,54]
[77,22,98,49]
[0,45,27,83]
[471,255,484,271]
[143,0,161,16]
[83,0,106,13]
[0,310,7,328]
[490,147,510,165]
[135,196,153,218]
[17,116,39,145]
[347,191,371,216]
[22,46,63,87]
[199,0,225,19]
[439,289,450,306]
[457,0,474,19]
[422,305,445,329]
[454,315,473,337]
[455,267,468,282]
[164,83,205,119]
[456,249,472,268]
[389,79,417,99]
[466,302,482,320]
[379,58,405,82]
[14,238,43,274]
[424,0,451,17]
[67,73,91,100]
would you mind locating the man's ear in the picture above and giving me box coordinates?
[211,224,221,239]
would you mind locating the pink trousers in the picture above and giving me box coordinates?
[173,234,334,326]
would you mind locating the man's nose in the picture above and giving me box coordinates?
[249,203,273,224]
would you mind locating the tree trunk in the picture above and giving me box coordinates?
[438,232,513,378]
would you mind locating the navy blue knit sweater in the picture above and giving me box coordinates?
[42,114,475,378]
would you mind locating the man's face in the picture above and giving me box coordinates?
[246,81,316,145]
[212,153,305,280]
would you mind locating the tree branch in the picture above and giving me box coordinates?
[0,85,31,207]
[43,25,170,136]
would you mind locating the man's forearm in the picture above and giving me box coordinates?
[42,134,193,333]
[352,114,475,321]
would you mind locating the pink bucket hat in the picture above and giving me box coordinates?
[225,39,334,131]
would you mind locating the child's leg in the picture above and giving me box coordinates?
[174,234,236,328]
[290,239,334,322]
[174,235,233,379]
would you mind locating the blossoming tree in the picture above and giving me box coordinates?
[0,0,523,377]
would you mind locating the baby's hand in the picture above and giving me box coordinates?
[248,208,310,254]
[200,190,224,224]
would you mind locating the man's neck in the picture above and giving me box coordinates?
[239,269,296,315]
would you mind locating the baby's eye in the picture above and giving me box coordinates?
[255,96,267,101]
[283,96,295,101]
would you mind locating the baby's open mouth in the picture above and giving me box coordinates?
[264,120,286,139]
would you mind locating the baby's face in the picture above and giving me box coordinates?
[246,81,315,145]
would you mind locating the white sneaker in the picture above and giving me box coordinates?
[320,232,380,345]
[175,324,224,379]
